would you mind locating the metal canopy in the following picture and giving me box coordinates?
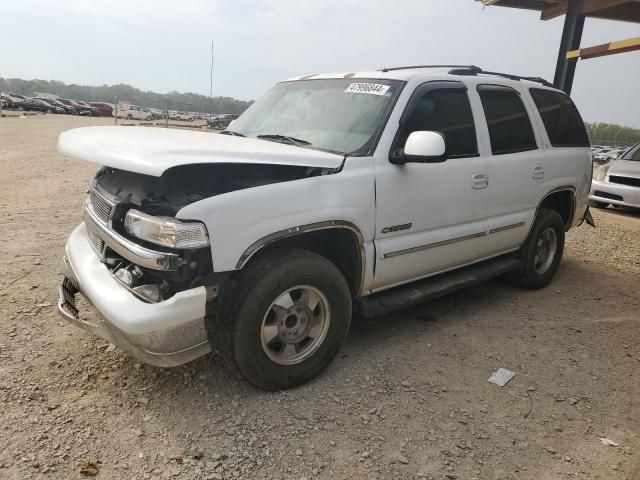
[478,0,640,94]
[480,0,640,22]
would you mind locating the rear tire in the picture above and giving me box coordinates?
[507,208,565,290]
[216,249,352,390]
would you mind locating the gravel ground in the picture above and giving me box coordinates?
[1,114,639,480]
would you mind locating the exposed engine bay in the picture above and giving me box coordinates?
[94,162,329,215]
[90,162,330,302]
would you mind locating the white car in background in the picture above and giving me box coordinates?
[118,105,153,121]
[590,142,640,210]
[175,112,194,122]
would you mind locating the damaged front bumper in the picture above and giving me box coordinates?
[57,223,211,367]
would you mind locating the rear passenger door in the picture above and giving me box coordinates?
[472,84,545,254]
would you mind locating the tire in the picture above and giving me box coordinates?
[216,249,352,390]
[589,200,609,209]
[507,208,565,290]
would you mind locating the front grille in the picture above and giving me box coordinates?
[609,175,640,188]
[594,190,623,202]
[88,229,106,257]
[88,187,114,224]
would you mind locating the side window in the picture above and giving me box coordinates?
[400,87,478,158]
[529,89,590,147]
[478,86,537,155]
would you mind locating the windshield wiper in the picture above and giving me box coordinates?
[257,134,311,147]
[219,130,245,137]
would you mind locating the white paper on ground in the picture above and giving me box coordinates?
[488,368,516,387]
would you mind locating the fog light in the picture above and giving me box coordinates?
[133,284,163,303]
[114,268,133,286]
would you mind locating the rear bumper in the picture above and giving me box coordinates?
[589,179,640,208]
[58,223,211,367]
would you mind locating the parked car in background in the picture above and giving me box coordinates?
[590,142,640,210]
[58,66,593,390]
[37,97,71,114]
[89,102,114,117]
[22,97,60,113]
[58,99,85,115]
[148,108,164,120]
[0,93,26,110]
[117,104,153,121]
[168,110,179,120]
[207,113,239,129]
[175,112,194,122]
[593,147,614,162]
[74,101,99,116]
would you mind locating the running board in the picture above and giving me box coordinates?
[357,256,523,317]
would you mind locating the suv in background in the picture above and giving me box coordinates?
[58,65,592,390]
[117,104,153,121]
[207,113,239,129]
[89,102,114,117]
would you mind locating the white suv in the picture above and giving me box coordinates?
[57,65,593,390]
[117,104,153,121]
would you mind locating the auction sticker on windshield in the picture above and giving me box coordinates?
[345,83,390,96]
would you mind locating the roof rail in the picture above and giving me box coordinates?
[448,66,554,87]
[379,65,482,73]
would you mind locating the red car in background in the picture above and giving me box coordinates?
[89,102,114,117]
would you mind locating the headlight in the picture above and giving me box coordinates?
[124,209,209,249]
[593,164,609,182]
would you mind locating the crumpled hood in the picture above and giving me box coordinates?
[608,159,640,179]
[58,126,344,177]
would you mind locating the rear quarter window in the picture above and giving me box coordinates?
[529,89,590,147]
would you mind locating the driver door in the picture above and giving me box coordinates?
[372,81,493,290]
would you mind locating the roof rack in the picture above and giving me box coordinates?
[448,66,554,87]
[379,65,482,73]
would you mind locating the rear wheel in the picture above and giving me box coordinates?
[216,249,352,390]
[508,208,565,290]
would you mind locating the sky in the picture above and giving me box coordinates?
[1,0,639,127]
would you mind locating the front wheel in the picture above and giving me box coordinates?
[507,208,565,290]
[217,249,352,390]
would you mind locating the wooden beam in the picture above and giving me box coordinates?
[566,36,640,59]
[540,0,639,20]
[541,2,568,20]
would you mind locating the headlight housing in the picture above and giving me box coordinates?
[593,163,610,182]
[124,209,209,249]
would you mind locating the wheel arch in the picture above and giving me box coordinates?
[235,221,366,297]
[537,186,576,231]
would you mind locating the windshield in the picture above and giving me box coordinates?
[231,78,403,155]
[621,143,640,161]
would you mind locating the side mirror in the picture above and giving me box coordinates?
[391,131,447,164]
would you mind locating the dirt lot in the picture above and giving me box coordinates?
[1,114,639,480]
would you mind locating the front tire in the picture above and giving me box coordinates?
[508,208,565,290]
[217,249,352,390]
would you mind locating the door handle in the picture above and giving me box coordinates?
[471,173,489,189]
[532,165,545,180]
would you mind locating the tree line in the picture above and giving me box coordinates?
[585,122,640,146]
[0,77,253,114]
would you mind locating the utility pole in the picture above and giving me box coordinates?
[209,40,214,130]
[114,95,118,125]
[165,98,169,129]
